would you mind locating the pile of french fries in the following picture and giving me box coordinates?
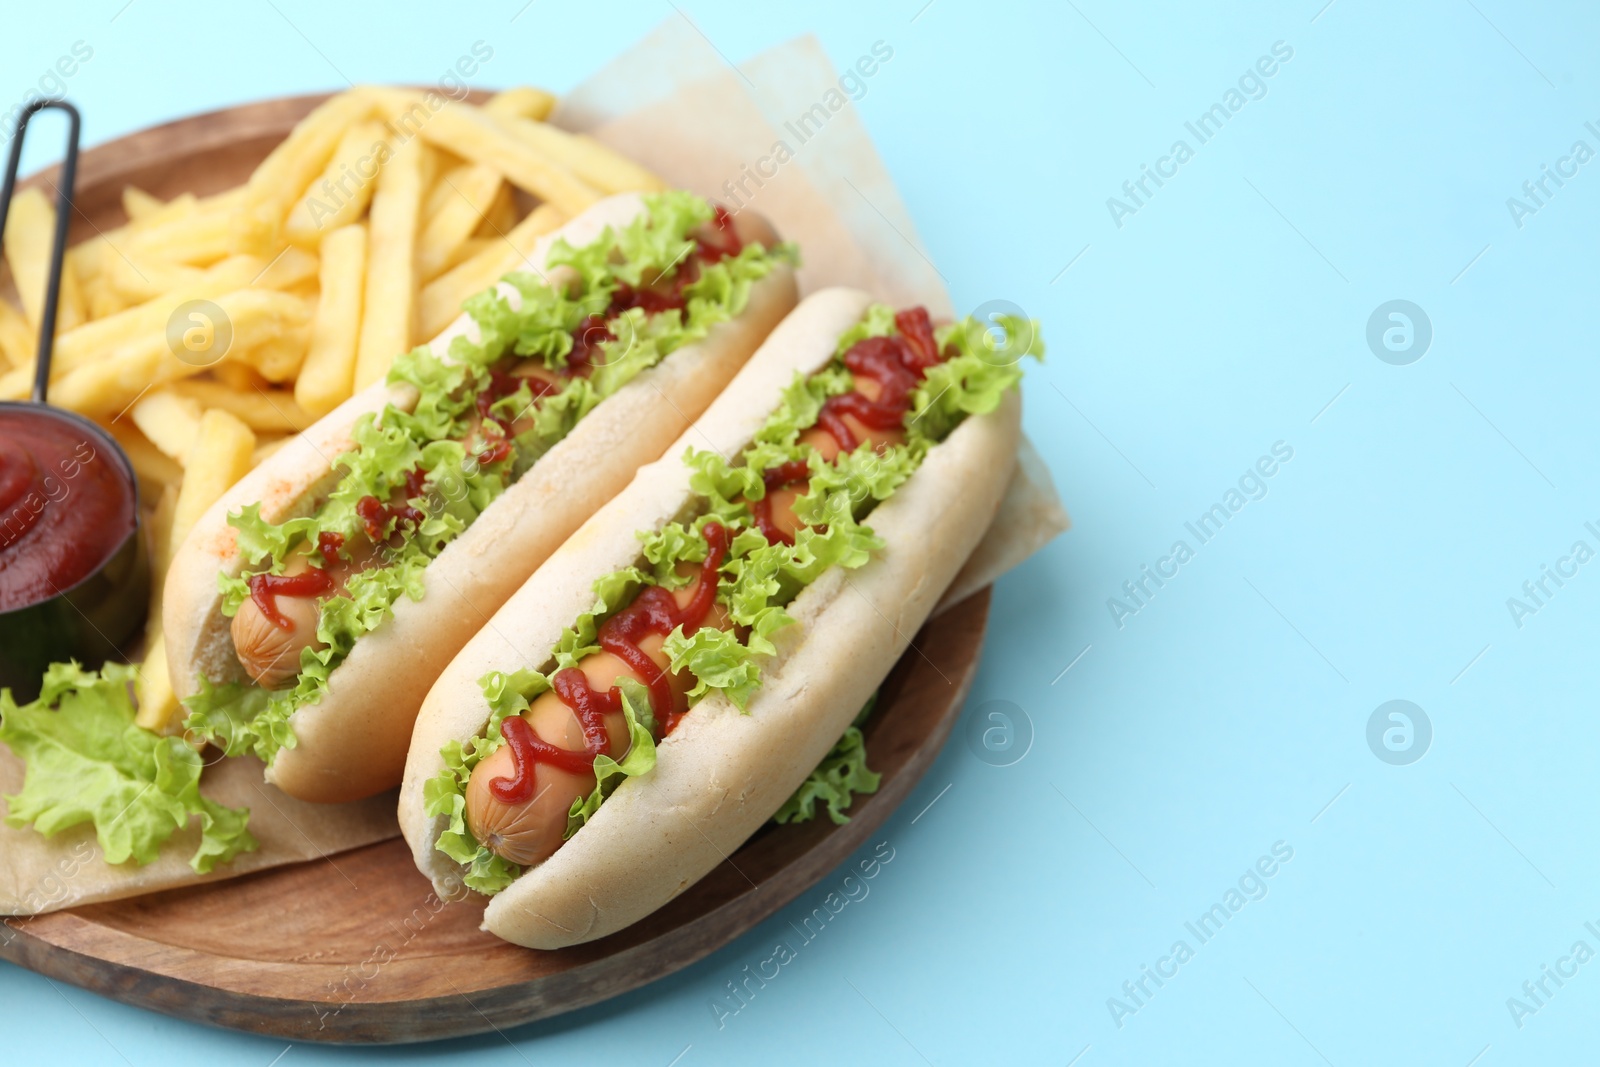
[0,85,663,729]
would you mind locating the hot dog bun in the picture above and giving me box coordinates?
[164,192,798,804]
[399,287,1020,947]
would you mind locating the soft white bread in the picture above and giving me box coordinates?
[164,193,798,804]
[399,287,1021,947]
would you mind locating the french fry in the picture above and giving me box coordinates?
[296,221,365,416]
[354,136,423,389]
[364,90,602,216]
[127,190,199,231]
[147,481,179,584]
[412,87,555,281]
[444,236,495,272]
[48,289,311,416]
[106,422,184,497]
[251,245,321,290]
[122,186,165,222]
[497,115,665,196]
[282,119,388,246]
[134,483,182,732]
[134,632,180,732]
[4,187,86,331]
[419,202,565,337]
[416,162,503,280]
[241,91,375,237]
[66,232,110,285]
[169,408,255,551]
[486,85,558,122]
[130,389,205,463]
[0,297,34,370]
[211,359,272,393]
[128,204,269,265]
[104,251,209,304]
[172,379,314,432]
[108,239,315,307]
[476,182,519,237]
[0,256,289,400]
[238,323,311,383]
[83,274,128,319]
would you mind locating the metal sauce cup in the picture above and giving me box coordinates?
[0,101,150,702]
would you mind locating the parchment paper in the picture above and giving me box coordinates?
[0,754,397,915]
[0,17,1067,918]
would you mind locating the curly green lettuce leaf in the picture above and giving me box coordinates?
[1,662,257,872]
[775,696,881,825]
[832,303,897,355]
[661,624,766,710]
[563,678,658,838]
[553,567,651,669]
[421,667,553,896]
[907,310,1044,449]
[181,678,297,764]
[423,668,662,895]
[423,757,519,896]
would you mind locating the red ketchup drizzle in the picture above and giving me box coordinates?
[749,459,812,546]
[697,205,744,261]
[592,521,729,736]
[757,306,947,541]
[489,524,731,805]
[603,206,746,319]
[478,206,747,459]
[815,333,925,453]
[317,530,345,562]
[246,567,334,631]
[567,314,615,374]
[475,369,522,426]
[356,494,424,542]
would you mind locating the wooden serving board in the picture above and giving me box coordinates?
[2,591,986,1043]
[0,80,992,1044]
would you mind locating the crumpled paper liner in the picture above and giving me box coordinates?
[0,754,397,915]
[0,17,1068,918]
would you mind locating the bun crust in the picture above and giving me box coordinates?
[164,193,798,803]
[398,288,1021,947]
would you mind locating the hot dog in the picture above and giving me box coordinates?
[165,191,799,803]
[399,287,1040,948]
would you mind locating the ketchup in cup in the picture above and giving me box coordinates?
[0,407,148,701]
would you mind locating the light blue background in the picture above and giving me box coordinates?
[3,1,1596,1063]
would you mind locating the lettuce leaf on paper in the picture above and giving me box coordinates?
[0,662,256,873]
